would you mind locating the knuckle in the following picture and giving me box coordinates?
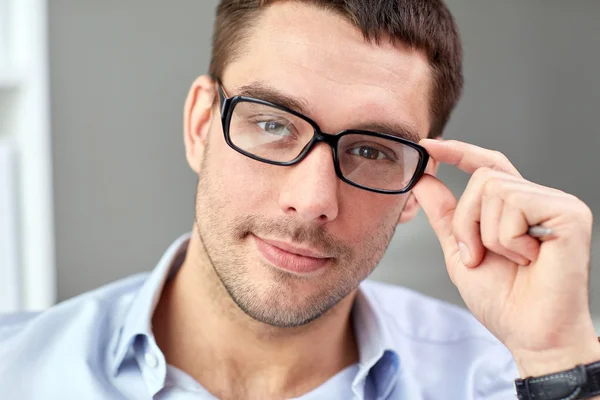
[504,191,524,207]
[574,200,594,224]
[472,167,493,185]
[498,233,512,249]
[492,150,505,160]
[564,193,592,219]
[481,231,498,250]
[482,239,498,252]
[481,175,502,196]
[492,151,520,175]
[494,150,509,163]
[473,166,492,178]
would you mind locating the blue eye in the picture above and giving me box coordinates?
[257,120,293,137]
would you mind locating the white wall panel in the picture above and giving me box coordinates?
[0,141,21,312]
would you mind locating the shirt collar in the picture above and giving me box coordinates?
[351,284,400,398]
[110,232,399,398]
[111,232,190,376]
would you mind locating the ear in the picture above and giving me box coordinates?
[397,142,441,224]
[184,75,218,174]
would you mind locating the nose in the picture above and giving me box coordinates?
[278,143,340,224]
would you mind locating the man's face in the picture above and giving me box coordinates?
[189,2,432,327]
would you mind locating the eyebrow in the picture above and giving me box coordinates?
[351,122,421,143]
[233,82,422,143]
[236,82,312,116]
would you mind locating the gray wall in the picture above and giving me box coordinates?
[49,1,600,314]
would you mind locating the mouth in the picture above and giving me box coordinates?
[251,234,332,275]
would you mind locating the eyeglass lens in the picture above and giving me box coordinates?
[228,100,421,192]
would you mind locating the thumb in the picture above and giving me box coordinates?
[411,174,459,257]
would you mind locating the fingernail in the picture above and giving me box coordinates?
[458,242,471,266]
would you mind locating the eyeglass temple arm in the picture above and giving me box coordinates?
[210,77,230,117]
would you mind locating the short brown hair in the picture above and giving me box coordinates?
[209,0,463,138]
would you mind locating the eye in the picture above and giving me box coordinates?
[257,120,293,137]
[349,146,390,160]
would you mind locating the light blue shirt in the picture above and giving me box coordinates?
[0,233,518,399]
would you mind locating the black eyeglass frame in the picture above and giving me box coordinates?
[216,81,430,194]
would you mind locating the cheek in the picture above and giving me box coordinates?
[206,134,283,211]
[335,189,409,244]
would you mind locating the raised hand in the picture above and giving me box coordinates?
[412,139,600,377]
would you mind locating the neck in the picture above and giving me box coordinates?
[152,229,359,400]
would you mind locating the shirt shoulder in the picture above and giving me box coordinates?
[361,279,494,343]
[360,280,518,399]
[0,272,148,355]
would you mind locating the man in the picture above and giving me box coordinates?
[1,0,599,399]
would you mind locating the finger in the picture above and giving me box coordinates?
[420,139,522,177]
[453,168,524,267]
[484,179,594,240]
[498,202,540,262]
[480,194,530,266]
[411,174,460,261]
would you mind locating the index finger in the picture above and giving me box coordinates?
[420,139,522,177]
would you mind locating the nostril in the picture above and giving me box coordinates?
[286,206,297,214]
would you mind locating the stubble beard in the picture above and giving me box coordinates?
[194,148,398,328]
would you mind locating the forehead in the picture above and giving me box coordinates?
[222,2,433,137]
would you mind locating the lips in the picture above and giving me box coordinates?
[252,235,331,274]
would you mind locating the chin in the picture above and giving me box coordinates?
[226,267,351,328]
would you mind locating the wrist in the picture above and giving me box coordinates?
[512,337,600,378]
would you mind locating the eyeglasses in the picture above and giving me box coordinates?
[216,81,429,194]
